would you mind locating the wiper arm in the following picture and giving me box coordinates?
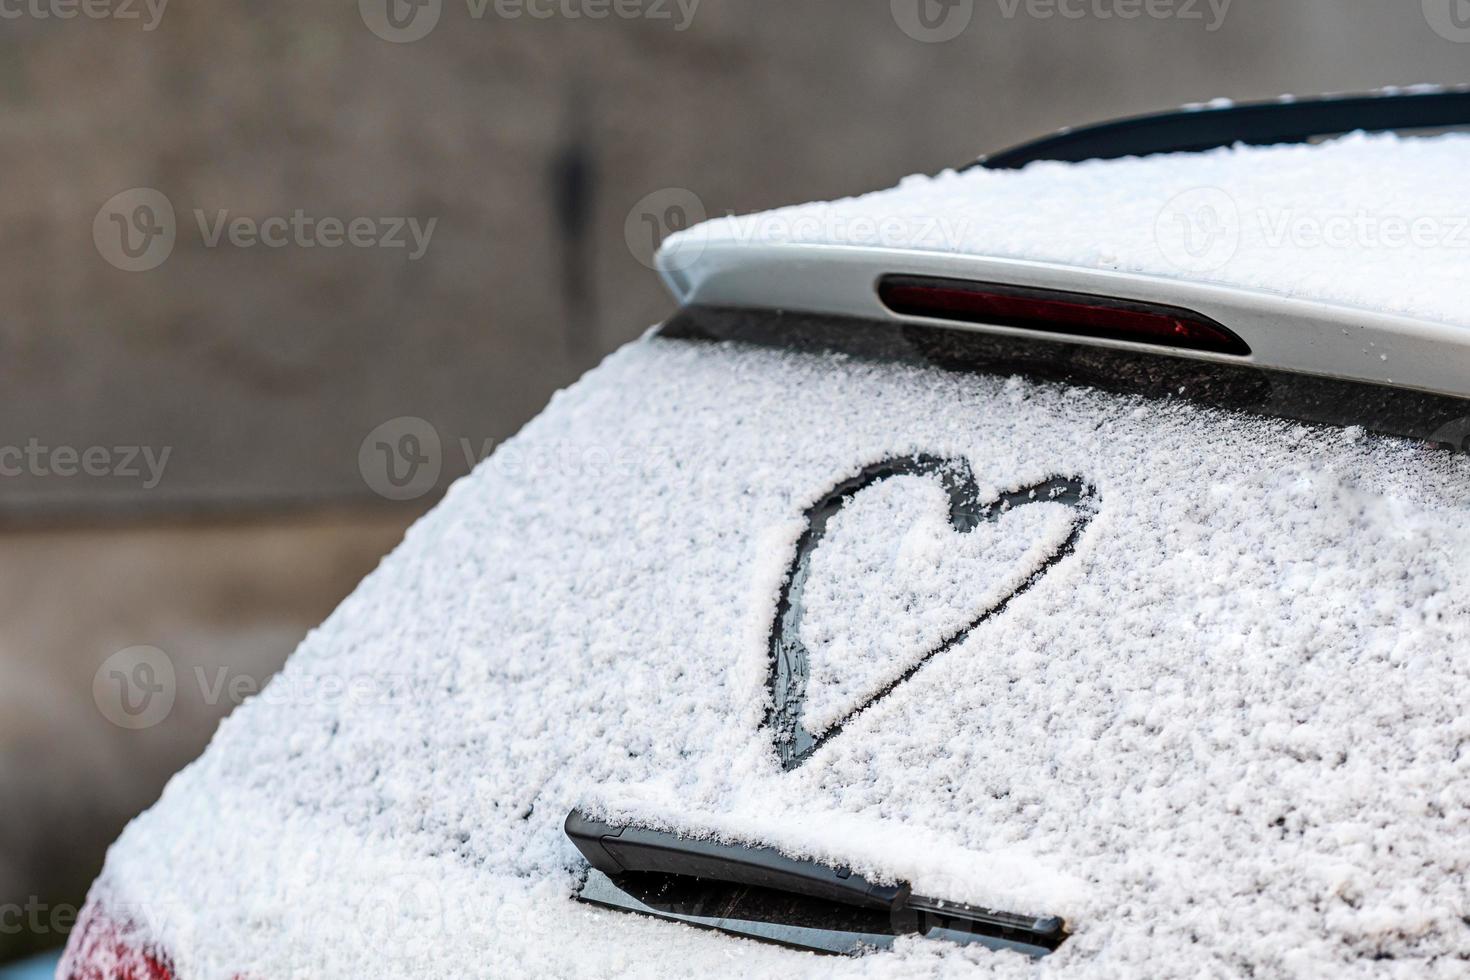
[565,809,1067,957]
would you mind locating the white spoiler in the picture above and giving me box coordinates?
[658,240,1470,401]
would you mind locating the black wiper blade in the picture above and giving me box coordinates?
[566,809,904,908]
[577,868,903,957]
[565,809,1067,957]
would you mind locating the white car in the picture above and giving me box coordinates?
[64,89,1470,979]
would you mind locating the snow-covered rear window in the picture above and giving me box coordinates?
[79,334,1470,979]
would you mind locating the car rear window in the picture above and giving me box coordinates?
[81,332,1470,978]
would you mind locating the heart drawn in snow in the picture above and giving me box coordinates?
[766,455,1097,771]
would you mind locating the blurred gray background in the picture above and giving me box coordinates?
[2,0,1467,967]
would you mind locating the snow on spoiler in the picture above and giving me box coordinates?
[655,240,1470,400]
[655,88,1470,401]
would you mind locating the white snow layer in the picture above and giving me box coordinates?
[799,479,1078,736]
[666,131,1470,328]
[72,337,1470,979]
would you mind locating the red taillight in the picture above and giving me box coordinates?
[878,275,1251,356]
[60,903,174,980]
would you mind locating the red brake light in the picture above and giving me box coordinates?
[878,275,1251,356]
[60,903,174,980]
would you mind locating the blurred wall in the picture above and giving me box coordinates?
[2,0,1466,962]
[1,0,1466,514]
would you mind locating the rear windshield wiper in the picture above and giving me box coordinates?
[565,809,1067,958]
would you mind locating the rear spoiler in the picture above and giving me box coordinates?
[655,89,1470,403]
[658,243,1470,402]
